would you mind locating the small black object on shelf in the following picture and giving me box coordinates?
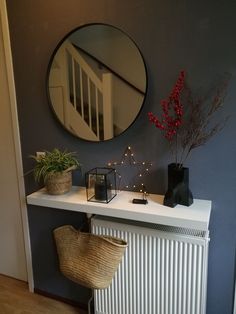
[132,186,148,205]
[85,167,117,203]
[132,198,148,205]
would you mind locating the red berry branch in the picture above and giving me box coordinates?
[148,70,185,141]
[148,71,231,168]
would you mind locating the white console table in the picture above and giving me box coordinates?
[27,186,212,314]
[27,186,211,231]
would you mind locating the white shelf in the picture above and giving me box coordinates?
[27,186,211,231]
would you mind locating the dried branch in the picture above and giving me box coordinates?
[148,71,231,167]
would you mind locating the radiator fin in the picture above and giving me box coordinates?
[92,218,208,314]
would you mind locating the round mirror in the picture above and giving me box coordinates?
[47,23,147,141]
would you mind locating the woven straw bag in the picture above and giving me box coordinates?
[53,225,128,289]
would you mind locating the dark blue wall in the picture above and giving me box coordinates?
[7,0,236,313]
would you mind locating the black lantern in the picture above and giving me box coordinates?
[85,167,117,203]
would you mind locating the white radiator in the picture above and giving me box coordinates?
[91,216,209,314]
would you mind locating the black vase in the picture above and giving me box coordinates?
[95,181,107,200]
[95,179,112,201]
[164,163,193,208]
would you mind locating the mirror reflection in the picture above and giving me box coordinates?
[47,24,147,141]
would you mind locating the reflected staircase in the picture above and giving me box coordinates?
[49,40,114,141]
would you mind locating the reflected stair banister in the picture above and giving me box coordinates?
[50,40,114,141]
[66,40,102,140]
[102,73,113,140]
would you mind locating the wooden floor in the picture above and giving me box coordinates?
[0,274,87,314]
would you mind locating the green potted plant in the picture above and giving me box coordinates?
[30,148,80,195]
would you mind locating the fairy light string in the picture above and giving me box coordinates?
[107,146,152,195]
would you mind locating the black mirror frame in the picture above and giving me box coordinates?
[46,23,148,142]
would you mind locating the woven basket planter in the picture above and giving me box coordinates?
[46,171,72,195]
[53,225,128,289]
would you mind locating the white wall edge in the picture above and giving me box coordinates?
[0,0,34,292]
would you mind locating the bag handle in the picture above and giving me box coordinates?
[77,214,95,233]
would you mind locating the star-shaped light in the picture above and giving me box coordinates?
[107,146,152,194]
